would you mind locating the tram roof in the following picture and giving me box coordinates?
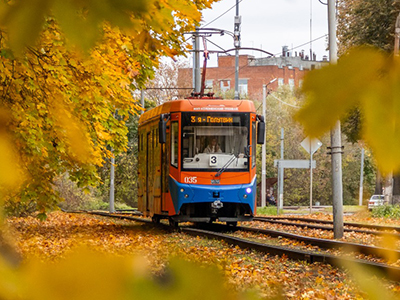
[139,99,256,125]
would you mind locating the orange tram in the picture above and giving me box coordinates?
[137,98,265,226]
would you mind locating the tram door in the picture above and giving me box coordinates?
[161,124,170,212]
[146,131,150,212]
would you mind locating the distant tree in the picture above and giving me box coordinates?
[337,0,399,141]
[145,59,191,105]
[337,0,399,55]
[337,0,400,199]
[256,86,374,206]
[97,99,156,209]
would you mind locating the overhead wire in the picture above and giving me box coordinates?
[189,0,328,99]
[256,93,301,112]
[268,93,300,109]
[273,34,328,56]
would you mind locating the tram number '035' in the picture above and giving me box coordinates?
[184,177,197,183]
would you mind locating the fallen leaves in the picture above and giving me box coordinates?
[2,211,400,299]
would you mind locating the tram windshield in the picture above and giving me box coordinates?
[181,112,250,171]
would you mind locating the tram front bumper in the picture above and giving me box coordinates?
[168,176,256,215]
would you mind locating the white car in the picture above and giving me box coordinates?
[368,195,385,210]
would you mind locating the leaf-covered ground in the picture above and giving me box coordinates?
[253,212,400,249]
[3,212,400,299]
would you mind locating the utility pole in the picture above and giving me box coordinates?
[193,27,201,93]
[261,79,276,207]
[109,152,115,213]
[395,8,400,55]
[359,147,364,206]
[386,6,400,205]
[109,110,118,213]
[328,0,343,239]
[277,128,284,214]
[261,85,267,207]
[234,0,241,100]
[140,89,145,109]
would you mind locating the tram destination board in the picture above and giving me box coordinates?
[187,113,242,124]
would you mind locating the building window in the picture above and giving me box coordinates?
[278,78,284,86]
[220,80,230,92]
[288,79,295,89]
[205,79,213,90]
[239,79,248,96]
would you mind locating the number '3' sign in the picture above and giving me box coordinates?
[209,155,217,166]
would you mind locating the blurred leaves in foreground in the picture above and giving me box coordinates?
[0,0,215,53]
[296,47,400,175]
[0,250,244,300]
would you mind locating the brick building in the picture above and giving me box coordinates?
[178,50,327,100]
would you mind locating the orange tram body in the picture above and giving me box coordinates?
[137,98,265,226]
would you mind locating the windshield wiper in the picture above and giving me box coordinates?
[215,154,237,177]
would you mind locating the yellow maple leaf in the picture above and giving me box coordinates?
[296,47,400,174]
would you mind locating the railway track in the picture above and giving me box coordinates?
[255,216,400,232]
[254,216,400,238]
[86,211,400,282]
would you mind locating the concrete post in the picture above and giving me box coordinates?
[359,147,364,206]
[328,0,343,239]
[261,85,267,207]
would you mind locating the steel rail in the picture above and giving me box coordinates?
[238,225,400,261]
[255,216,400,233]
[87,211,153,224]
[182,227,400,282]
[254,217,400,238]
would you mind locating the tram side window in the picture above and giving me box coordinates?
[171,121,179,168]
[252,122,256,168]
[155,129,159,149]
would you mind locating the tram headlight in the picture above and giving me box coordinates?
[243,194,247,199]
[184,194,189,198]
[246,188,252,194]
[180,188,185,193]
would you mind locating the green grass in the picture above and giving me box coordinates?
[256,206,279,215]
[256,205,367,216]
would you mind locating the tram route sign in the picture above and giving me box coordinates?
[274,159,316,169]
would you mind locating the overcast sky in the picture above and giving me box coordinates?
[196,0,329,66]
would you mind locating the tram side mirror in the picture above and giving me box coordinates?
[257,115,265,144]
[159,114,167,144]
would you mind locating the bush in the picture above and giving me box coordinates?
[4,198,37,217]
[371,204,400,219]
[55,173,136,212]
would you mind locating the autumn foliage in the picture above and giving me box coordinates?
[0,0,217,214]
